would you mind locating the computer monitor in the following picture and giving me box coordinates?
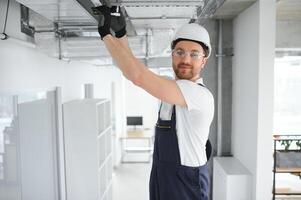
[126,116,143,129]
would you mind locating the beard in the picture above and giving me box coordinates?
[173,63,194,80]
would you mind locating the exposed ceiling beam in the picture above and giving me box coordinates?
[111,1,204,7]
[128,16,193,20]
[212,0,257,19]
[121,6,137,36]
[74,0,99,22]
[75,0,137,36]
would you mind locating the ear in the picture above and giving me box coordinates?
[200,57,208,69]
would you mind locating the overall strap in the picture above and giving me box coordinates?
[198,83,205,87]
[158,102,163,116]
[171,105,176,121]
[157,102,176,122]
[198,82,212,161]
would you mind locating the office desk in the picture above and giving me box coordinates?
[119,129,154,163]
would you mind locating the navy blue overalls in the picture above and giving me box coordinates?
[149,84,210,200]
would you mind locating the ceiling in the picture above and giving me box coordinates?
[276,0,301,20]
[13,0,301,66]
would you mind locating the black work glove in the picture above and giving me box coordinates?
[92,5,111,40]
[110,6,127,38]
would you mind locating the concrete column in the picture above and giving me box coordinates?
[232,0,275,199]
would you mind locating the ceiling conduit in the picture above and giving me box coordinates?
[15,0,205,65]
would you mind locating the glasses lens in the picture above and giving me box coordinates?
[190,52,201,60]
[173,49,184,57]
[173,49,204,60]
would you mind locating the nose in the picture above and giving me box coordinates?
[181,52,191,63]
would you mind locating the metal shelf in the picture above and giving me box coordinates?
[273,135,301,200]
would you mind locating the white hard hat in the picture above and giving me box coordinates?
[172,23,211,58]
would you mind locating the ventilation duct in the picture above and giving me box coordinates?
[14,0,207,66]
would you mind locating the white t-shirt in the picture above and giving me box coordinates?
[159,78,214,167]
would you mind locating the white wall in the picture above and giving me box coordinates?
[0,40,122,101]
[256,1,275,199]
[0,0,126,167]
[232,1,259,183]
[125,74,159,130]
[232,0,275,199]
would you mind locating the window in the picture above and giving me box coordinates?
[274,56,301,134]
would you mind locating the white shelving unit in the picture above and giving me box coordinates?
[18,98,59,200]
[0,89,62,200]
[63,99,112,200]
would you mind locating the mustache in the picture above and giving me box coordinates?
[177,63,192,68]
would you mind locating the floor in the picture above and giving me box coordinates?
[112,163,301,200]
[112,163,152,200]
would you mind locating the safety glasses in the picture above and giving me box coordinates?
[172,48,205,60]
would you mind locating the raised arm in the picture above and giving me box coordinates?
[96,6,187,107]
[105,35,187,106]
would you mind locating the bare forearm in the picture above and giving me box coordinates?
[103,35,145,83]
[117,35,131,53]
[102,35,186,107]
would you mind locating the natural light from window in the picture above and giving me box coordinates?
[274,56,301,135]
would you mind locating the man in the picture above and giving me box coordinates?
[95,5,214,200]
